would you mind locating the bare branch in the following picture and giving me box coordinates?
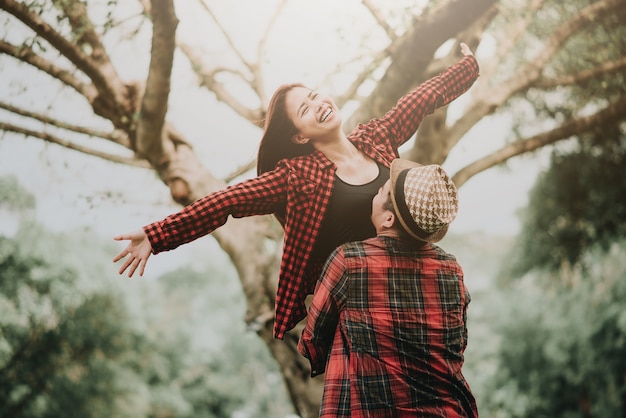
[178,41,264,123]
[135,0,178,160]
[0,122,150,168]
[178,0,290,116]
[327,2,453,109]
[334,47,392,109]
[361,0,397,41]
[324,9,413,109]
[452,94,626,187]
[209,16,283,185]
[425,4,498,76]
[404,5,499,163]
[206,65,250,79]
[196,0,253,72]
[476,0,545,93]
[225,159,256,183]
[2,0,127,109]
[483,0,623,105]
[255,0,289,106]
[531,56,626,89]
[404,4,498,162]
[345,0,498,129]
[0,100,130,147]
[441,0,625,160]
[54,0,111,61]
[0,39,98,101]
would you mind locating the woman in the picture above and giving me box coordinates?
[113,43,479,340]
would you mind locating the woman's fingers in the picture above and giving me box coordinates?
[112,248,128,263]
[127,257,141,278]
[138,258,147,277]
[118,254,136,276]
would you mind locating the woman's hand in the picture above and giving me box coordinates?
[113,229,153,277]
[460,42,474,57]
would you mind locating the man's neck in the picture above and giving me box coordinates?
[376,229,403,240]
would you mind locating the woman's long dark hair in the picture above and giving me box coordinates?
[257,83,316,175]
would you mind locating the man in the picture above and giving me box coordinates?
[298,159,478,417]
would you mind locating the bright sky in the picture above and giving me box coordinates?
[0,1,551,274]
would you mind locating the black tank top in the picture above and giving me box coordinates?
[311,161,390,264]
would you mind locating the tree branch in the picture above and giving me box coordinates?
[345,0,498,129]
[0,122,150,168]
[0,39,98,102]
[452,94,626,187]
[254,0,289,106]
[441,0,624,161]
[324,4,415,110]
[424,4,497,78]
[483,0,623,105]
[2,0,127,111]
[54,0,111,62]
[361,0,397,41]
[178,0,287,122]
[178,41,264,123]
[224,159,256,183]
[333,47,392,109]
[0,100,130,148]
[531,56,626,88]
[196,0,254,74]
[134,0,178,161]
[404,6,499,164]
[475,0,545,95]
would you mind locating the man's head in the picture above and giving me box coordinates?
[372,159,458,243]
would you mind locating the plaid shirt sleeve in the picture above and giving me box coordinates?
[376,55,479,149]
[144,165,289,254]
[298,247,348,377]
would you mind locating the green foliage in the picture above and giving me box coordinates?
[146,266,295,418]
[492,0,626,144]
[504,125,626,278]
[0,175,36,211]
[482,242,626,417]
[0,176,293,417]
[0,228,292,418]
[0,234,153,418]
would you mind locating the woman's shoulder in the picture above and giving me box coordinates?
[280,152,334,175]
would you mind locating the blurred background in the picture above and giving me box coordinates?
[1,0,625,417]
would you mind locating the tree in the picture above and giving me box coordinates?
[1,0,625,415]
[479,93,626,417]
[481,242,626,417]
[504,125,626,279]
[0,177,294,417]
[0,227,155,418]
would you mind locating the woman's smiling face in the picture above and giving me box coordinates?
[285,87,341,141]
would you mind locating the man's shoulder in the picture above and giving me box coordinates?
[349,238,460,263]
[338,237,389,257]
[429,243,458,261]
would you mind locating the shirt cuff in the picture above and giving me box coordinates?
[298,337,326,377]
[143,222,167,254]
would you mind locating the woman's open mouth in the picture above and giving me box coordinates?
[320,107,332,122]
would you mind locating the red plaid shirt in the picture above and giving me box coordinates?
[144,56,479,339]
[298,237,478,417]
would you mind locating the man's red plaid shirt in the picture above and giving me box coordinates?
[143,56,479,339]
[298,237,478,417]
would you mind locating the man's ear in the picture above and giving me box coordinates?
[291,134,309,145]
[381,211,395,229]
